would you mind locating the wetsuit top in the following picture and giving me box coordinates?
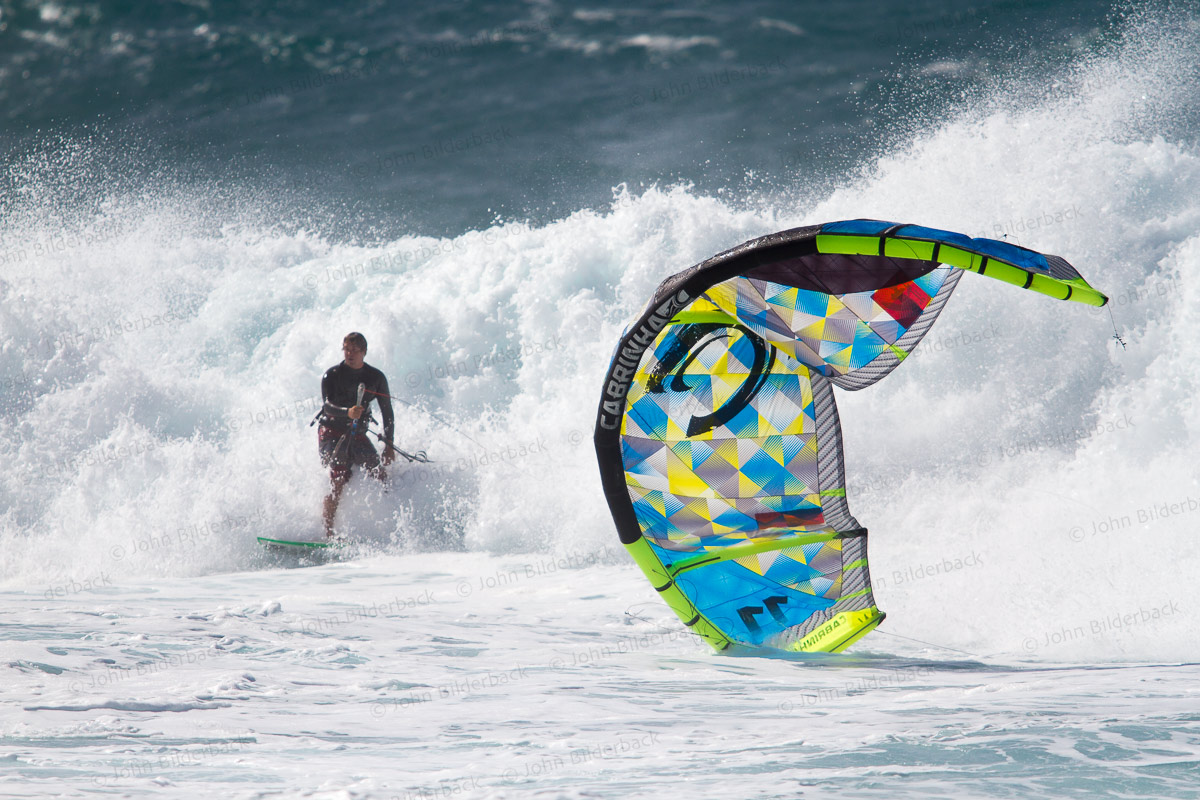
[320,361,394,444]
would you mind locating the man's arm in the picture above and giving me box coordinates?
[378,373,395,445]
[320,369,352,420]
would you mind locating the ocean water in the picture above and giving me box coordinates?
[2,1,1200,797]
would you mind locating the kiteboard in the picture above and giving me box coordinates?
[256,536,351,561]
[257,536,345,549]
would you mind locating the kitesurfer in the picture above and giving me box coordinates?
[317,332,395,537]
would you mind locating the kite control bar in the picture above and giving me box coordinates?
[366,429,431,463]
[308,383,431,463]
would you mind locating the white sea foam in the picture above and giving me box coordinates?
[3,7,1200,798]
[2,7,1199,669]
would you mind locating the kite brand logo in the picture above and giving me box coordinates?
[599,289,691,429]
[793,608,881,652]
[646,323,775,436]
[798,616,842,650]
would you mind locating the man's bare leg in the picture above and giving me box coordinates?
[322,472,350,538]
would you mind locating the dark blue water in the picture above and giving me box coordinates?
[1,0,1125,238]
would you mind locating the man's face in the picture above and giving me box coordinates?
[343,341,366,369]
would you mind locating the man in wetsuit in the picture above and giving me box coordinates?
[318,332,395,537]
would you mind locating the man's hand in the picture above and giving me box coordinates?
[348,405,364,420]
[381,445,396,466]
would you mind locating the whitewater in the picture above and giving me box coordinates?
[3,7,1200,800]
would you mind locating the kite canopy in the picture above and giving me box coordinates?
[594,220,1107,653]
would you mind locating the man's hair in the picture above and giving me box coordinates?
[343,332,368,351]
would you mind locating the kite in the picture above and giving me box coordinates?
[594,220,1107,653]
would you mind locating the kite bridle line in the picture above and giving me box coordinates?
[363,387,537,477]
[311,386,531,474]
[1107,304,1126,350]
[362,387,493,454]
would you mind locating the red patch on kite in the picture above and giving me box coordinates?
[755,509,826,531]
[872,281,933,330]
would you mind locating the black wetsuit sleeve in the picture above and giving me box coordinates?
[378,373,395,444]
[320,368,351,422]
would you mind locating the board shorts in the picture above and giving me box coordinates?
[318,425,381,482]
